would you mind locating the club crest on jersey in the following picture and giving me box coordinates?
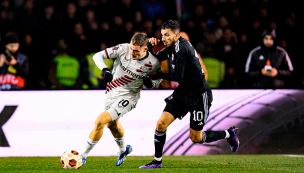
[112,45,119,50]
[136,61,152,73]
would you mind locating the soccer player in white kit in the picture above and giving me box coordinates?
[81,33,161,166]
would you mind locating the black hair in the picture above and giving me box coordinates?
[161,20,180,33]
[4,32,19,45]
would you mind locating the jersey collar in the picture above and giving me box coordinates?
[138,51,149,61]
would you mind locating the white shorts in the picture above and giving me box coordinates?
[104,95,138,121]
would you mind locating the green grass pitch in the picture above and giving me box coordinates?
[1,155,303,173]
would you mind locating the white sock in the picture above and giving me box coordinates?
[225,130,230,139]
[154,157,162,161]
[83,137,98,158]
[114,136,126,153]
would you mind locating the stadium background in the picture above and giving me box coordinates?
[0,0,303,89]
[1,0,304,158]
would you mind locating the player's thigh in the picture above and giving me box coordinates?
[107,119,120,129]
[163,93,188,120]
[156,111,176,131]
[95,111,112,126]
[105,96,138,121]
[189,92,210,131]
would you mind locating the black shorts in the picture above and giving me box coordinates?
[163,90,212,131]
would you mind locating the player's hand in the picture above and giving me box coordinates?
[261,68,278,77]
[142,77,153,88]
[0,54,6,67]
[269,68,278,77]
[149,37,160,46]
[102,68,113,84]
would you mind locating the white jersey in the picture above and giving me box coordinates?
[93,43,161,100]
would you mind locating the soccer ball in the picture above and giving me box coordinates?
[60,150,83,169]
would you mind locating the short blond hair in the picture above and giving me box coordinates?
[131,33,149,47]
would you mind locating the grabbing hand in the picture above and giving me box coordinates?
[102,68,113,84]
[149,37,160,46]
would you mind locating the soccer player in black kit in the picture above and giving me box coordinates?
[139,20,240,169]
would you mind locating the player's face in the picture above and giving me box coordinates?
[130,43,148,59]
[5,43,20,54]
[263,35,274,48]
[161,29,179,47]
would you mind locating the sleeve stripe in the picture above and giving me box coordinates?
[245,46,261,73]
[105,49,110,59]
[277,46,294,71]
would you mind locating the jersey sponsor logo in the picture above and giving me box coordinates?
[198,122,204,125]
[119,61,145,79]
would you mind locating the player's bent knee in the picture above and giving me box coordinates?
[156,119,168,132]
[189,130,203,143]
[107,121,118,130]
[94,117,107,129]
[190,136,202,143]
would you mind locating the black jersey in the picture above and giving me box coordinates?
[155,37,210,95]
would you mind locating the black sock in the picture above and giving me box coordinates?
[154,130,166,158]
[203,131,226,143]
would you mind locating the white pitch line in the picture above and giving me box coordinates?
[281,155,304,157]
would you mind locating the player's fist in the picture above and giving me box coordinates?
[149,37,160,46]
[102,68,113,84]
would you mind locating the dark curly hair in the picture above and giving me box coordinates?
[161,20,180,33]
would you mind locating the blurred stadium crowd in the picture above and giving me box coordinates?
[0,0,303,90]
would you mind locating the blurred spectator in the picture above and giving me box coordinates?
[143,20,154,37]
[48,38,82,90]
[117,0,136,21]
[66,22,88,59]
[120,21,135,43]
[59,2,82,37]
[95,0,114,22]
[99,21,112,45]
[247,19,263,49]
[0,32,29,90]
[0,0,302,90]
[133,11,144,31]
[81,42,114,89]
[0,10,15,36]
[14,0,39,35]
[245,29,294,89]
[214,28,241,88]
[140,0,166,21]
[214,15,229,41]
[192,4,207,25]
